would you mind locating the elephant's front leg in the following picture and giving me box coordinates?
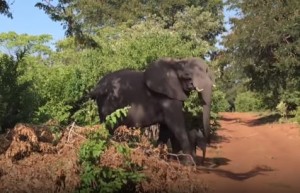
[158,127,182,154]
[157,124,171,146]
[169,134,182,154]
[162,100,193,157]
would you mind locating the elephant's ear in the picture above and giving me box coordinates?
[144,59,187,101]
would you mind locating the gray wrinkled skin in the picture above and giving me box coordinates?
[89,57,213,161]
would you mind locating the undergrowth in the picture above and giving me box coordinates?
[76,107,144,193]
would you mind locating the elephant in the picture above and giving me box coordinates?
[158,113,207,165]
[89,57,214,160]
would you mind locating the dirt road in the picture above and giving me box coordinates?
[198,112,300,193]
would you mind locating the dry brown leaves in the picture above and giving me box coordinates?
[0,123,97,193]
[103,126,209,193]
[130,146,208,193]
[0,124,208,193]
[113,125,141,142]
[4,124,57,161]
[100,145,125,169]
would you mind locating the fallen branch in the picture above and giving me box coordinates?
[167,153,197,168]
[66,122,86,144]
[67,122,76,143]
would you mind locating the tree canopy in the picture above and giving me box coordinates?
[2,0,300,130]
[35,0,225,49]
[0,0,226,130]
[222,0,300,108]
[0,0,12,18]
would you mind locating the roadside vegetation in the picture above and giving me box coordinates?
[0,0,299,192]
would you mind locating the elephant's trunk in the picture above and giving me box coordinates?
[198,85,212,144]
[192,67,214,144]
[202,102,211,143]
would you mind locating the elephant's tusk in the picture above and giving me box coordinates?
[213,84,216,87]
[196,87,204,92]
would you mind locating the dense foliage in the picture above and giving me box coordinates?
[295,107,300,124]
[0,54,37,130]
[77,107,144,193]
[35,0,224,48]
[0,0,12,18]
[0,0,225,131]
[222,0,300,111]
[235,91,265,112]
[2,1,300,192]
[2,0,299,130]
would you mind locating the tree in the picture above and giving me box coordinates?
[0,0,12,18]
[0,1,226,127]
[0,53,38,131]
[35,0,225,50]
[223,0,300,108]
[0,32,55,131]
[0,32,53,58]
[35,0,99,48]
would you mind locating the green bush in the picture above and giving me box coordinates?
[281,91,300,114]
[77,107,144,193]
[26,22,209,125]
[72,99,99,126]
[0,20,218,127]
[276,101,288,118]
[0,54,38,131]
[28,56,100,125]
[211,90,230,113]
[294,107,300,124]
[235,91,265,112]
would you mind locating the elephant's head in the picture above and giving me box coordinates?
[144,57,214,143]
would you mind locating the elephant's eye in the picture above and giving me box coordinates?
[196,65,204,72]
[182,72,190,78]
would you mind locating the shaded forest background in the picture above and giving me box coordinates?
[0,0,300,131]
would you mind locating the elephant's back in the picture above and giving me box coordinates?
[90,69,144,99]
[109,70,149,99]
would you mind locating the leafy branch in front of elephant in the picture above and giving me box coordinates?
[105,106,131,129]
[184,90,227,135]
[77,107,144,193]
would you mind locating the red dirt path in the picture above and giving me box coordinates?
[198,112,300,193]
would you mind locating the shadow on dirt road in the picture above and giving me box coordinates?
[219,112,282,126]
[195,156,231,167]
[197,165,274,181]
[246,114,281,126]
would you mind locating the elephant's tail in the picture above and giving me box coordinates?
[89,89,99,100]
